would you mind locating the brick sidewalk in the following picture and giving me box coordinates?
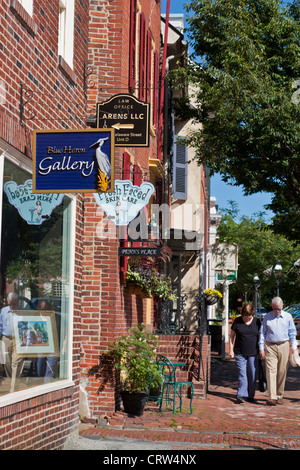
[79,357,300,450]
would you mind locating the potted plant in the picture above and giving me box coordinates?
[106,323,163,416]
[204,288,223,305]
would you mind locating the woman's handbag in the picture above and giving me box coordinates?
[258,359,267,392]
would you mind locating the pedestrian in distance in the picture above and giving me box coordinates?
[229,303,261,404]
[259,297,298,406]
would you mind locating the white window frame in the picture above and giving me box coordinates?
[0,146,76,408]
[18,0,33,17]
[58,0,75,69]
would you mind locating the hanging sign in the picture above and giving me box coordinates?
[4,179,64,225]
[33,128,115,193]
[94,179,154,225]
[118,247,161,257]
[97,94,150,147]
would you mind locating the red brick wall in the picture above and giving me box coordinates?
[81,0,162,416]
[0,388,78,450]
[0,0,89,156]
[0,0,89,450]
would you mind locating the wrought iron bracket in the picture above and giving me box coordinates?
[83,61,95,97]
[20,82,36,126]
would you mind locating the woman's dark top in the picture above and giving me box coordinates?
[231,316,261,356]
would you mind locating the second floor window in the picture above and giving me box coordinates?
[58,0,74,68]
[18,0,33,16]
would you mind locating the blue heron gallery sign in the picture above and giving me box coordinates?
[4,179,64,225]
[94,180,154,226]
[33,129,115,193]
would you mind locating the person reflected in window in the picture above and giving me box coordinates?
[229,304,261,404]
[0,293,24,390]
[36,300,59,382]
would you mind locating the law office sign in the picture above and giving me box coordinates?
[97,94,150,147]
[33,128,115,193]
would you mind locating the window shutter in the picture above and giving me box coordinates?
[123,152,131,180]
[129,0,137,91]
[139,12,146,101]
[146,31,152,103]
[152,50,159,130]
[133,164,143,186]
[173,136,187,200]
[120,153,131,282]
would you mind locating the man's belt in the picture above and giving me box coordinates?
[266,340,288,345]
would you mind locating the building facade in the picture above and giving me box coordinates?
[0,0,212,450]
[0,0,90,449]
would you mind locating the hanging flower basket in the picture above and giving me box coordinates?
[204,288,222,305]
[126,283,151,298]
[205,295,219,305]
[125,265,177,301]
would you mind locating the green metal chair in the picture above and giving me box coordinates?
[156,354,194,414]
[146,355,164,405]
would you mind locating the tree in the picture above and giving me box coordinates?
[172,0,300,242]
[216,202,300,308]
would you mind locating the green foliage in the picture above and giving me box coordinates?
[126,263,177,301]
[216,203,300,307]
[106,324,162,394]
[171,0,300,242]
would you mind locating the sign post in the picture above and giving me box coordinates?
[212,243,238,360]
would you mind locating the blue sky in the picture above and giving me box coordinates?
[161,0,275,221]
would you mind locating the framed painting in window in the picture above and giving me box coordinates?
[12,310,59,357]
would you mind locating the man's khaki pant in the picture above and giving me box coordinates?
[2,335,24,391]
[265,341,290,400]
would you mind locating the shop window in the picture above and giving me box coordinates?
[0,158,73,396]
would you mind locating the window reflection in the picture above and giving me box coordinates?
[0,159,71,395]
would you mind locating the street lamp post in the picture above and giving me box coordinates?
[253,274,260,311]
[274,261,282,296]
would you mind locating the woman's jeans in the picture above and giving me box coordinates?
[235,354,258,398]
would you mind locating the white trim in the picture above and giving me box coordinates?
[19,0,33,17]
[66,195,76,380]
[0,152,4,270]
[0,380,75,408]
[58,0,74,69]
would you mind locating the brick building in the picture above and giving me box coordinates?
[0,0,88,450]
[0,0,211,450]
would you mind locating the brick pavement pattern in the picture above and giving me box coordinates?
[79,357,300,450]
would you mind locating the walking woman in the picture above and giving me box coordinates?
[229,304,261,403]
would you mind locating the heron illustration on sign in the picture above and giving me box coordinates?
[89,137,111,191]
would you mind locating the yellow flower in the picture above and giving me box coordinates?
[204,288,222,298]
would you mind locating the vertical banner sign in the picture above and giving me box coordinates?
[32,129,115,193]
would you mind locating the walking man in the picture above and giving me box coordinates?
[259,297,298,406]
